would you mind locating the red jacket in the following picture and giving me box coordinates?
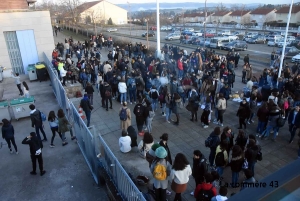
[177,59,183,70]
[194,183,217,199]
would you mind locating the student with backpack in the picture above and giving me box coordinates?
[170,153,192,201]
[133,98,146,134]
[194,173,217,201]
[245,139,260,176]
[205,127,221,167]
[104,82,113,111]
[127,74,137,104]
[119,102,131,131]
[190,150,209,196]
[150,147,172,201]
[214,140,229,179]
[149,86,160,111]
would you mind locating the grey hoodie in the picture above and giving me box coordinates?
[30,109,42,127]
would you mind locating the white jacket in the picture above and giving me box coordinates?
[170,164,192,184]
[118,82,127,93]
[60,68,67,77]
[119,136,131,153]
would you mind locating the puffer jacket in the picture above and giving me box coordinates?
[2,124,14,139]
[267,110,281,127]
[118,82,127,93]
[229,155,244,172]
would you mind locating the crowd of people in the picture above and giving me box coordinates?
[46,34,300,200]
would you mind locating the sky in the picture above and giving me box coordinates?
[39,0,299,4]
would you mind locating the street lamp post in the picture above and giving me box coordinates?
[278,0,294,79]
[146,20,149,48]
[156,0,161,58]
[203,0,207,48]
[127,1,132,37]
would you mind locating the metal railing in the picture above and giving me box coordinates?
[42,52,145,201]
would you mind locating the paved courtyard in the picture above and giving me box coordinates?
[50,30,298,200]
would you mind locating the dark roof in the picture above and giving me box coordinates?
[250,8,275,15]
[276,5,300,14]
[76,1,102,14]
[184,13,201,17]
[198,12,214,17]
[230,10,250,16]
[213,11,231,16]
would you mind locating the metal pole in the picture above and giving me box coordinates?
[156,0,161,58]
[147,20,149,48]
[204,0,207,48]
[278,0,293,79]
[128,2,131,37]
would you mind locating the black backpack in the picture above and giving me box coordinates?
[151,90,158,99]
[197,186,214,201]
[135,105,144,117]
[136,78,142,86]
[205,136,214,148]
[215,150,225,167]
[276,116,286,127]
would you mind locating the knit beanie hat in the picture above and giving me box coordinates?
[151,143,160,151]
[155,147,167,159]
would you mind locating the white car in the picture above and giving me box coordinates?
[267,39,278,46]
[192,31,203,36]
[160,26,167,31]
[277,40,291,47]
[292,54,300,63]
[107,28,117,32]
[185,28,194,32]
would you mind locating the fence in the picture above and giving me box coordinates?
[42,53,145,201]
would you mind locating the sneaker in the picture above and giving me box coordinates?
[166,190,171,195]
[130,102,132,104]
[30,171,37,175]
[190,191,194,196]
[40,170,46,176]
[10,149,13,154]
[203,125,208,128]
[50,144,55,148]
[15,151,19,154]
[247,121,251,124]
[134,102,136,104]
[144,127,148,131]
[213,121,219,124]
[166,120,170,123]
[121,102,123,105]
[62,142,68,146]
[162,113,166,116]
[220,123,224,127]
[71,136,76,140]
[251,120,254,123]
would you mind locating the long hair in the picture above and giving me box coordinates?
[172,153,189,171]
[48,111,56,122]
[57,109,65,118]
[143,132,154,144]
[23,81,29,91]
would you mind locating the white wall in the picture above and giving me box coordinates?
[0,10,55,77]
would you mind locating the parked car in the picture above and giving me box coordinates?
[142,31,155,37]
[107,28,117,32]
[232,31,245,36]
[276,46,300,59]
[223,40,248,51]
[267,39,279,46]
[149,26,157,31]
[165,33,181,40]
[248,36,266,44]
[292,54,300,63]
[277,39,292,47]
[161,26,168,31]
[220,30,231,36]
[181,30,194,36]
[184,28,194,32]
[193,31,203,36]
[267,35,282,42]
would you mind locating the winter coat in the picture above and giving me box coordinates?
[118,82,127,93]
[138,139,154,158]
[22,136,43,155]
[30,109,43,127]
[192,156,208,182]
[257,106,269,122]
[215,145,228,166]
[170,165,192,185]
[119,136,131,153]
[136,76,145,91]
[237,104,251,119]
[216,98,226,110]
[194,183,217,199]
[159,140,172,165]
[229,155,244,172]
[150,158,172,189]
[2,124,14,139]
[245,145,259,163]
[119,107,131,130]
[58,116,70,133]
[267,110,280,127]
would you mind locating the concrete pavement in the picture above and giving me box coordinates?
[55,30,298,200]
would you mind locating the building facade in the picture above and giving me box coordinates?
[211,11,232,23]
[250,8,277,27]
[0,0,54,77]
[78,0,127,25]
[276,5,300,24]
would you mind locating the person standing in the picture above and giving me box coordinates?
[150,147,172,201]
[22,132,46,176]
[170,153,192,201]
[133,98,146,134]
[2,119,18,154]
[159,133,172,165]
[214,140,228,179]
[190,150,208,196]
[245,139,259,176]
[288,105,300,144]
[85,82,95,106]
[127,74,137,104]
[104,82,113,111]
[229,145,244,188]
[119,102,131,131]
[47,111,63,148]
[193,173,217,200]
[208,127,221,167]
[215,93,226,127]
[144,100,155,134]
[138,132,154,158]
[29,104,48,141]
[11,72,23,96]
[118,79,127,104]
[80,94,93,127]
[57,109,75,146]
[23,81,30,98]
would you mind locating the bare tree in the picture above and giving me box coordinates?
[85,6,104,36]
[216,2,227,12]
[60,0,84,34]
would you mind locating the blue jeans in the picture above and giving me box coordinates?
[120,93,127,103]
[166,107,172,121]
[216,166,224,177]
[35,125,47,140]
[256,121,266,134]
[231,171,239,187]
[294,101,300,107]
[262,125,279,139]
[161,103,166,114]
[146,117,153,133]
[121,71,126,77]
[214,107,219,120]
[178,70,184,79]
[87,74,91,83]
[82,80,87,89]
[84,110,91,127]
[179,92,186,104]
[248,161,256,176]
[128,89,136,103]
[209,148,216,166]
[152,99,158,111]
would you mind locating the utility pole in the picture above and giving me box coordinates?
[204,0,207,48]
[127,1,132,37]
[156,0,161,58]
[147,20,149,48]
